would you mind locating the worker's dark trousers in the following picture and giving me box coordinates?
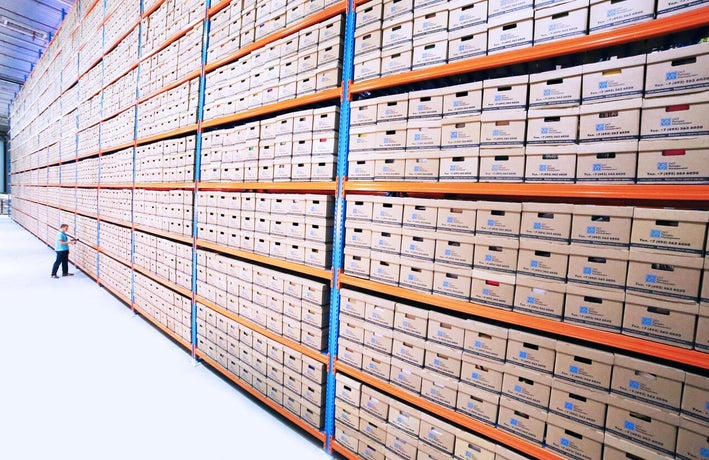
[51,250,69,276]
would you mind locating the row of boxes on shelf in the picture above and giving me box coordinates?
[70,241,99,278]
[98,189,131,222]
[348,138,709,183]
[196,192,334,269]
[344,197,709,349]
[100,148,136,184]
[196,248,330,351]
[134,271,193,343]
[103,28,140,90]
[76,215,98,247]
[77,125,100,158]
[139,23,203,97]
[196,301,327,429]
[78,91,102,131]
[103,69,138,121]
[135,136,196,184]
[200,107,340,181]
[140,0,205,57]
[133,190,194,238]
[98,252,133,302]
[337,290,709,459]
[335,380,513,460]
[134,231,193,291]
[98,221,132,265]
[101,108,137,151]
[137,78,200,138]
[103,0,141,53]
[204,17,344,120]
[353,0,705,81]
[208,0,341,64]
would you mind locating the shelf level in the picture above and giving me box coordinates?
[196,239,332,280]
[195,295,329,366]
[133,302,193,350]
[201,88,342,129]
[195,349,327,444]
[133,182,196,190]
[336,362,565,460]
[136,125,198,147]
[343,182,709,202]
[339,274,709,370]
[133,264,193,300]
[198,181,337,192]
[97,247,132,270]
[132,223,194,245]
[350,7,709,94]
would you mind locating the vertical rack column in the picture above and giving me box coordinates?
[96,0,106,280]
[324,0,356,451]
[190,0,212,358]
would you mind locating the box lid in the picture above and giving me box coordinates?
[572,204,634,218]
[429,311,469,329]
[546,412,605,443]
[410,87,446,100]
[479,146,526,157]
[395,302,429,318]
[527,106,580,118]
[555,341,614,364]
[499,395,549,421]
[525,144,578,155]
[534,0,589,18]
[508,329,557,348]
[472,268,516,285]
[579,97,643,114]
[480,109,528,121]
[632,207,709,224]
[603,433,674,460]
[436,198,478,211]
[516,274,567,292]
[529,65,584,84]
[475,234,519,249]
[582,54,647,73]
[642,90,709,108]
[477,200,522,212]
[522,202,573,214]
[638,137,709,151]
[608,393,681,426]
[552,379,609,403]
[570,245,629,260]
[506,363,554,385]
[461,353,507,371]
[646,42,709,65]
[456,380,501,404]
[625,292,700,314]
[483,74,529,89]
[684,372,709,391]
[577,140,638,154]
[613,354,686,382]
[628,249,705,268]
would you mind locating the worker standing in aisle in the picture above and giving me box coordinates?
[50,224,76,278]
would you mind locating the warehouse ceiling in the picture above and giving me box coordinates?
[0,0,74,135]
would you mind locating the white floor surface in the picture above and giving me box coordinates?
[0,215,333,460]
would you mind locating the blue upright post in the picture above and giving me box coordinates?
[191,0,212,358]
[131,0,145,309]
[324,0,355,452]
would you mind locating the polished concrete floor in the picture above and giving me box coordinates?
[0,215,332,460]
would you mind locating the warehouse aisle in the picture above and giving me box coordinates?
[0,216,332,460]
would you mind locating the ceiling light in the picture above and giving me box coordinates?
[0,16,48,41]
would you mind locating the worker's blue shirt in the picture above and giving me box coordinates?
[55,231,69,251]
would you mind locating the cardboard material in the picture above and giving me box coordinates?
[448,0,488,31]
[579,98,642,142]
[506,329,557,374]
[424,341,463,379]
[475,201,522,238]
[456,380,500,424]
[576,140,638,183]
[427,311,467,348]
[520,202,572,243]
[624,293,699,349]
[418,413,457,454]
[526,106,579,144]
[681,372,709,425]
[497,396,547,445]
[487,14,534,55]
[638,138,709,184]
[606,394,679,456]
[554,341,614,390]
[501,366,552,409]
[582,55,646,103]
[421,371,459,410]
[549,379,609,429]
[524,144,576,182]
[603,433,675,460]
[641,91,709,139]
[448,26,488,61]
[436,199,477,234]
[482,75,529,111]
[513,275,566,319]
[546,413,604,460]
[529,65,583,108]
[361,385,391,421]
[388,404,421,437]
[393,303,429,338]
[676,416,709,460]
[473,235,519,274]
[645,42,709,97]
[626,250,703,302]
[479,147,525,182]
[471,269,516,310]
[567,245,629,290]
[630,207,708,256]
[359,409,387,445]
[589,0,654,33]
[533,0,589,44]
[463,320,509,363]
[386,426,418,460]
[563,283,625,332]
[433,265,473,300]
[389,357,424,394]
[442,81,483,116]
[480,110,527,146]
[454,428,497,460]
[571,204,633,247]
[612,354,685,412]
[392,334,426,367]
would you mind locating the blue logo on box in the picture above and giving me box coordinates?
[565,402,574,411]
[540,165,547,172]
[593,163,602,171]
[493,129,501,137]
[408,274,414,281]
[661,118,672,126]
[596,123,605,132]
[495,95,502,101]
[467,402,475,409]
[527,296,535,304]
[445,249,452,256]
[587,226,596,234]
[483,288,490,296]
[510,418,518,426]
[519,351,527,359]
[488,219,495,226]
[599,81,609,89]
[515,385,522,393]
[414,134,422,141]
[630,380,640,389]
[472,372,480,380]
[410,244,416,251]
[459,44,465,52]
[580,306,589,314]
[646,274,657,283]
[651,229,661,238]
[454,101,461,107]
[642,317,653,326]
[447,217,454,223]
[531,260,539,268]
[438,331,444,337]
[570,365,579,374]
[561,438,570,447]
[534,222,542,230]
[583,266,592,275]
[666,71,677,81]
[544,89,551,96]
[443,281,449,287]
[658,162,668,170]
[492,165,499,172]
[624,420,636,431]
[451,132,458,139]
[542,128,549,134]
[485,254,493,262]
[434,358,441,366]
[700,447,709,458]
